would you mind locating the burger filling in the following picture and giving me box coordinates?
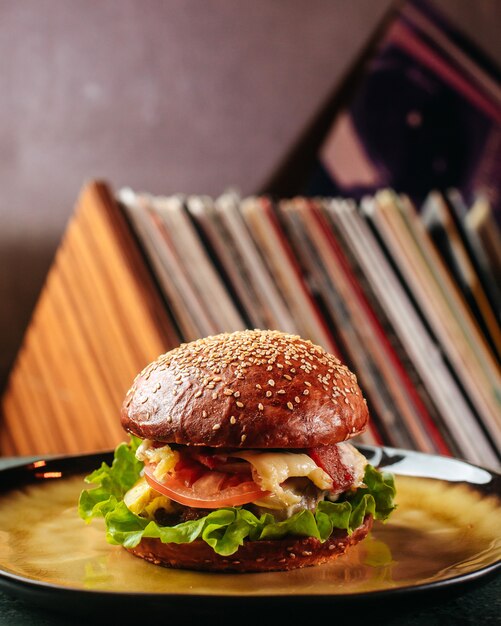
[79,436,395,556]
[130,439,367,521]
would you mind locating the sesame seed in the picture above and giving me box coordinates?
[230,416,236,424]
[202,410,207,418]
[194,390,203,398]
[266,390,272,398]
[303,389,310,396]
[236,401,244,408]
[295,396,300,403]
[212,424,221,430]
[233,391,240,398]
[146,331,354,421]
[328,544,335,550]
[224,389,234,396]
[287,402,294,410]
[277,389,286,395]
[241,434,247,443]
[258,403,264,411]
[302,551,312,556]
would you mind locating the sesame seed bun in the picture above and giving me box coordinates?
[121,330,368,448]
[126,514,372,572]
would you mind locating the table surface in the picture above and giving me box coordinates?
[0,456,499,625]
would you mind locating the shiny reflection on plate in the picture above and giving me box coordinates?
[0,446,499,604]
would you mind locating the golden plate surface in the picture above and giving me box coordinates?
[0,447,499,602]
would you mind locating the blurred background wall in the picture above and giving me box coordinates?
[1,0,501,387]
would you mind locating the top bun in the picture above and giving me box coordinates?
[121,330,368,448]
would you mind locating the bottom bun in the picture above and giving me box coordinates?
[126,515,373,572]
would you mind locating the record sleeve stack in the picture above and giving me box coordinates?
[1,181,500,467]
[116,186,501,467]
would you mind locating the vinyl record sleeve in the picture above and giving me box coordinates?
[214,193,297,334]
[421,191,501,360]
[370,192,501,456]
[240,196,335,352]
[322,198,454,457]
[278,199,381,447]
[153,196,245,335]
[465,197,501,293]
[284,197,432,451]
[446,189,501,327]
[341,197,497,467]
[309,198,451,456]
[186,194,261,329]
[120,191,209,340]
[398,194,501,423]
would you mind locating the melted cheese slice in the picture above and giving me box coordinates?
[124,476,174,518]
[135,439,179,480]
[234,451,333,506]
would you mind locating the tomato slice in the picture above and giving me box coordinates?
[171,456,206,486]
[144,464,268,509]
[308,444,354,493]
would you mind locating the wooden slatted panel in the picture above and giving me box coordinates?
[0,181,179,456]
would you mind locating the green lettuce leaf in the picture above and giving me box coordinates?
[78,435,142,522]
[79,438,396,556]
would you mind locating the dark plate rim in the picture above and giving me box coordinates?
[0,445,500,606]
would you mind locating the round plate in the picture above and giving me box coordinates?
[0,445,499,617]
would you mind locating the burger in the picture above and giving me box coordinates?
[79,330,395,572]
